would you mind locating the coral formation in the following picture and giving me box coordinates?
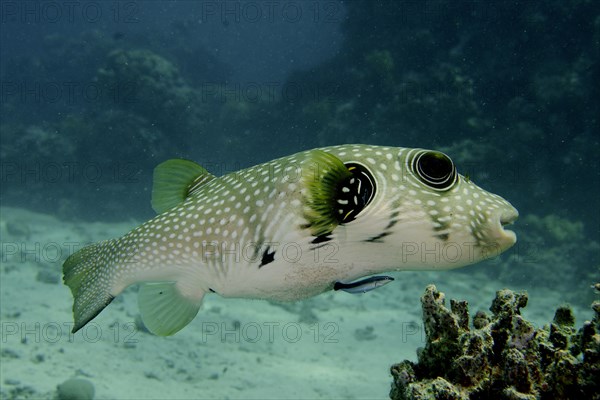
[96,48,204,136]
[390,285,600,400]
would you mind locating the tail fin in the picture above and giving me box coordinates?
[63,240,118,333]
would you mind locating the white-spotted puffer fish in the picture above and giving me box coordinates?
[63,145,518,336]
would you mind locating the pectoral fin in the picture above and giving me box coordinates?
[138,282,205,336]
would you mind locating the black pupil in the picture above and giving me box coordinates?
[415,151,456,189]
[420,153,452,180]
[335,163,375,223]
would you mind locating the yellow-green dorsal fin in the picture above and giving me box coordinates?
[302,150,352,237]
[151,159,215,214]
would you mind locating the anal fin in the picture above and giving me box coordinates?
[138,282,205,336]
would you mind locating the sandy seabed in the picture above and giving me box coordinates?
[0,206,589,399]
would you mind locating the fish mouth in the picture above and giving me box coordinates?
[497,207,519,244]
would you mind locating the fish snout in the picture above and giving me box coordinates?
[494,205,519,247]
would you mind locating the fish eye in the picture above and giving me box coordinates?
[335,163,376,223]
[413,151,457,190]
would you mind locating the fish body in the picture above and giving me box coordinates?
[63,144,518,335]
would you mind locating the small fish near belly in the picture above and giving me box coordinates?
[63,144,518,336]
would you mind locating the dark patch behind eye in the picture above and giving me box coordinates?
[335,163,376,223]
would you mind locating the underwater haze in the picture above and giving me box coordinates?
[1,1,599,399]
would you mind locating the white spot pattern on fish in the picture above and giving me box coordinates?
[63,144,518,336]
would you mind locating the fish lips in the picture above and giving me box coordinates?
[496,206,519,247]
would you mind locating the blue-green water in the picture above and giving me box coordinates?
[1,1,598,399]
